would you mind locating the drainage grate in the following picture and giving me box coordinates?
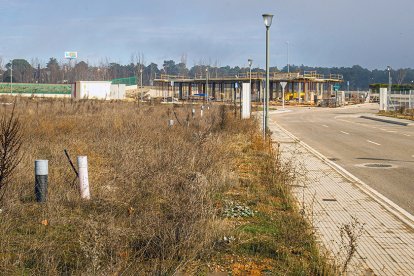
[328,158,339,161]
[355,163,395,169]
[364,163,392,168]
[322,198,337,202]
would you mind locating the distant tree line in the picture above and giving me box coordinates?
[0,56,413,90]
[281,64,414,90]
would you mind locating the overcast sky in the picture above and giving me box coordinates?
[0,0,413,69]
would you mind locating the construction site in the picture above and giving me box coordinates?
[0,70,345,106]
[153,71,344,105]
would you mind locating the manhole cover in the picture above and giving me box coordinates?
[355,163,396,169]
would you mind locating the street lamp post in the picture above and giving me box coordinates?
[387,66,392,110]
[286,41,290,74]
[248,59,252,100]
[205,68,209,103]
[262,14,273,138]
[140,68,143,102]
[387,66,392,93]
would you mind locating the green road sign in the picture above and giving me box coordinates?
[333,84,340,91]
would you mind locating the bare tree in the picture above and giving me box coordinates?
[395,69,407,85]
[0,103,23,204]
[180,53,187,67]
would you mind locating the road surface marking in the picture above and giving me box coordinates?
[404,134,411,137]
[340,131,350,135]
[367,140,381,146]
[322,125,329,128]
[387,130,397,133]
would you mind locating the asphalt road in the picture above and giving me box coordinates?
[271,103,414,215]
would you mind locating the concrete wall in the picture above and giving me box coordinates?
[73,81,126,100]
[110,84,126,100]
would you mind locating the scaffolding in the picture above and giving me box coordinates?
[154,71,343,104]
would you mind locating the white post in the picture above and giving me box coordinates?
[242,83,251,119]
[200,105,204,117]
[168,119,174,127]
[77,156,90,200]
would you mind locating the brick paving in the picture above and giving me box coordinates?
[268,117,414,275]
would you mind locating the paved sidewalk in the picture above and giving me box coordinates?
[269,117,414,275]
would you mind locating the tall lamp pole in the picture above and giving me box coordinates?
[262,14,274,138]
[205,68,209,103]
[248,58,252,99]
[286,41,290,74]
[140,68,143,102]
[387,66,392,94]
[387,66,392,110]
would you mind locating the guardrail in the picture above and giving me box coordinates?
[157,71,343,82]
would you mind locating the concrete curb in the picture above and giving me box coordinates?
[360,115,414,126]
[272,121,414,230]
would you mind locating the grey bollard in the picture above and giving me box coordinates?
[192,108,196,118]
[35,160,48,202]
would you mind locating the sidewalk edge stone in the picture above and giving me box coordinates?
[272,120,414,230]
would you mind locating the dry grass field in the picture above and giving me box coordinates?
[0,97,334,275]
[379,108,414,121]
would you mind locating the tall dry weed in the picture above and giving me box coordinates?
[0,98,250,275]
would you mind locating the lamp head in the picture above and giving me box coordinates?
[248,59,253,67]
[262,14,274,28]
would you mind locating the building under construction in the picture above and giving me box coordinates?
[154,71,343,104]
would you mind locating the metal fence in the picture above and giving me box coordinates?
[388,90,414,111]
[0,83,71,95]
[111,77,137,86]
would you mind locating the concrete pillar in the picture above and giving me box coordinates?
[287,82,291,100]
[316,82,320,97]
[178,83,183,100]
[298,82,302,102]
[270,82,274,100]
[304,82,308,103]
[380,87,388,111]
[212,82,216,99]
[198,83,202,95]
